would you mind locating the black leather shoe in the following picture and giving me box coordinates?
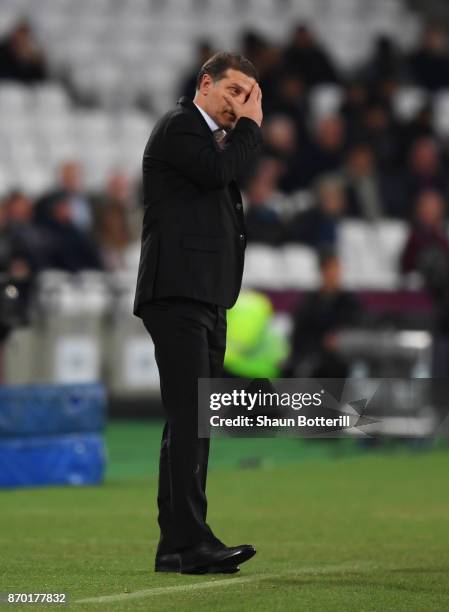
[180,543,256,574]
[155,552,240,574]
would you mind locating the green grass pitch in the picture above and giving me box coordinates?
[1,421,448,611]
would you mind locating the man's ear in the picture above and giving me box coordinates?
[201,74,212,96]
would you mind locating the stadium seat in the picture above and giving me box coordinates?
[280,245,320,289]
[393,87,427,121]
[242,245,284,289]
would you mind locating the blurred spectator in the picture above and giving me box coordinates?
[397,104,435,164]
[404,137,449,211]
[0,190,46,273]
[263,71,307,139]
[244,158,285,246]
[344,143,394,220]
[262,115,304,193]
[401,190,449,294]
[298,116,346,188]
[179,40,214,99]
[0,20,48,83]
[285,251,362,377]
[96,205,132,271]
[282,23,340,86]
[340,81,368,142]
[36,161,93,233]
[284,175,346,249]
[34,192,102,272]
[364,35,404,86]
[92,170,141,242]
[360,102,400,172]
[408,24,449,91]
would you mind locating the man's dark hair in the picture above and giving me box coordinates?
[195,51,258,90]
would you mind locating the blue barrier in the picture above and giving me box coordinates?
[0,384,107,488]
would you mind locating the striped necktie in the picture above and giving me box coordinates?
[213,128,227,150]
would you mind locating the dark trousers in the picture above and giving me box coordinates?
[141,297,227,554]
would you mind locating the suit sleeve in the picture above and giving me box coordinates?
[164,114,263,189]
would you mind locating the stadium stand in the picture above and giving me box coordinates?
[1,0,449,400]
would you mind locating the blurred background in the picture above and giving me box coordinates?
[1,0,449,433]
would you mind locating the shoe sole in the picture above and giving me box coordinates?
[181,547,256,574]
[155,564,240,574]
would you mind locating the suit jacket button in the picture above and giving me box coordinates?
[236,202,242,210]
[239,233,245,240]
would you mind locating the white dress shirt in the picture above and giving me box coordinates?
[194,102,220,132]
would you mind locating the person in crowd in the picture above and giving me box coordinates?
[285,250,362,377]
[298,115,346,188]
[33,191,102,272]
[0,190,47,273]
[263,71,308,139]
[404,137,449,209]
[401,189,449,288]
[344,142,401,220]
[92,170,141,243]
[244,158,285,245]
[0,20,48,83]
[282,23,340,86]
[408,23,449,91]
[35,161,93,233]
[284,175,346,249]
[363,35,404,87]
[262,115,303,193]
[178,40,214,100]
[339,81,368,143]
[359,102,400,173]
[96,204,133,271]
[401,190,449,381]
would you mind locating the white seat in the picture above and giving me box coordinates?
[11,163,53,197]
[33,84,71,112]
[433,90,449,136]
[338,220,405,289]
[242,245,284,289]
[0,83,29,112]
[393,87,427,121]
[280,245,320,289]
[309,85,343,122]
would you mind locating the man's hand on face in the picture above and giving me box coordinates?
[223,83,263,128]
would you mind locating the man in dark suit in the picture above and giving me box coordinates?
[134,52,263,574]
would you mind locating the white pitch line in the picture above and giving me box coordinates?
[75,560,375,604]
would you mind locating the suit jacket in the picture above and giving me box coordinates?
[133,96,263,317]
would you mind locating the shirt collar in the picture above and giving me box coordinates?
[193,102,220,132]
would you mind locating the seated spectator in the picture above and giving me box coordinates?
[96,205,132,271]
[34,192,102,273]
[285,251,362,377]
[282,23,340,86]
[364,35,404,87]
[404,138,449,208]
[344,143,402,220]
[0,190,47,273]
[360,102,400,173]
[91,170,141,242]
[178,40,214,100]
[244,158,285,246]
[401,190,449,295]
[298,115,346,188]
[284,175,346,250]
[408,23,449,92]
[0,20,48,83]
[340,81,368,143]
[262,115,303,193]
[35,161,93,233]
